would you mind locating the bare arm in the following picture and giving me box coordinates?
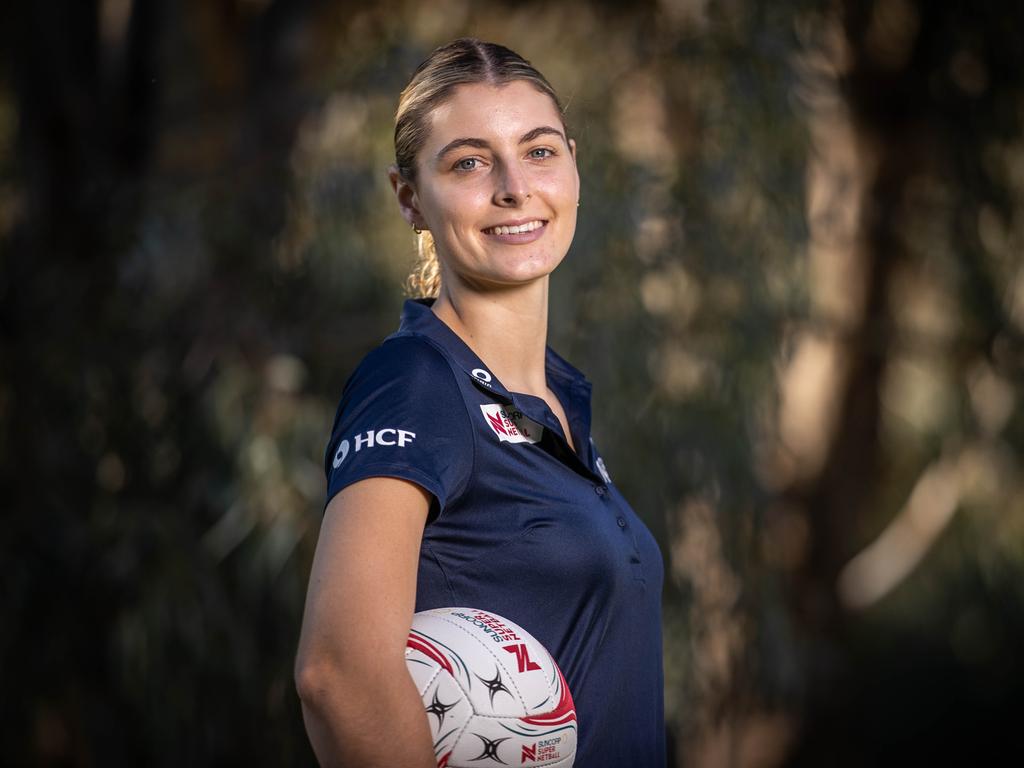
[295,477,436,768]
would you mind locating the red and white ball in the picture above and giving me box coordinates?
[405,607,577,767]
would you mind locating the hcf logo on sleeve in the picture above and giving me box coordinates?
[332,427,416,468]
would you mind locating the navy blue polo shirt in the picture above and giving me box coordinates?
[324,298,665,767]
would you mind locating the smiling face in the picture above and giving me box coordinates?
[397,80,580,292]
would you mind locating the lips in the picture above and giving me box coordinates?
[482,219,547,235]
[482,220,548,243]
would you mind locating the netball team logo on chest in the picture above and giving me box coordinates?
[479,404,543,444]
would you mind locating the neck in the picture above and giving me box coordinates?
[432,278,550,397]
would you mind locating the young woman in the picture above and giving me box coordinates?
[295,39,665,768]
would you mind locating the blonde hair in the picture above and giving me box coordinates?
[394,38,567,298]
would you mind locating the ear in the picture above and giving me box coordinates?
[568,138,580,202]
[388,165,426,230]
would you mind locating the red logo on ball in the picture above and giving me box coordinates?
[503,643,541,673]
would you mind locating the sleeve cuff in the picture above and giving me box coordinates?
[323,463,447,516]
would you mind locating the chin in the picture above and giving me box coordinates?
[447,237,570,288]
[503,251,566,283]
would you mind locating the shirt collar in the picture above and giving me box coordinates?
[393,298,592,403]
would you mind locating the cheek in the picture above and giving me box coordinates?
[433,187,491,232]
[536,167,579,202]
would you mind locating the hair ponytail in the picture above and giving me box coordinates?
[406,230,441,298]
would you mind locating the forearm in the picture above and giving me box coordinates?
[298,662,435,768]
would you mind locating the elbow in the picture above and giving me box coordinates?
[294,646,370,708]
[294,651,342,708]
[295,648,409,709]
[294,660,316,706]
[295,630,411,707]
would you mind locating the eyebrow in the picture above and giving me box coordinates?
[434,125,567,162]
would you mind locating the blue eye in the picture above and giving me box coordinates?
[455,158,479,171]
[529,147,554,159]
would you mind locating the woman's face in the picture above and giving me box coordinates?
[402,81,580,291]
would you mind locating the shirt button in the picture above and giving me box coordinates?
[595,485,608,497]
[616,517,627,528]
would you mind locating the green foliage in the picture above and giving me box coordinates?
[3,0,1024,765]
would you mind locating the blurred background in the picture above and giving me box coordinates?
[3,0,1024,765]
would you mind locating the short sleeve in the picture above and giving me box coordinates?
[323,336,475,518]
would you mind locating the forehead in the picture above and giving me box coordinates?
[423,81,563,148]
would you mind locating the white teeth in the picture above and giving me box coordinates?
[488,220,544,235]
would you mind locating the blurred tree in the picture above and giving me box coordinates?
[779,0,1024,764]
[1,0,331,764]
[2,1,1023,766]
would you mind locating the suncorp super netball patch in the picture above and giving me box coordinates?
[479,403,543,444]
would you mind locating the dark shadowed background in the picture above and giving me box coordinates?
[3,1,1024,765]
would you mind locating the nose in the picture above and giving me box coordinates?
[493,160,531,207]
